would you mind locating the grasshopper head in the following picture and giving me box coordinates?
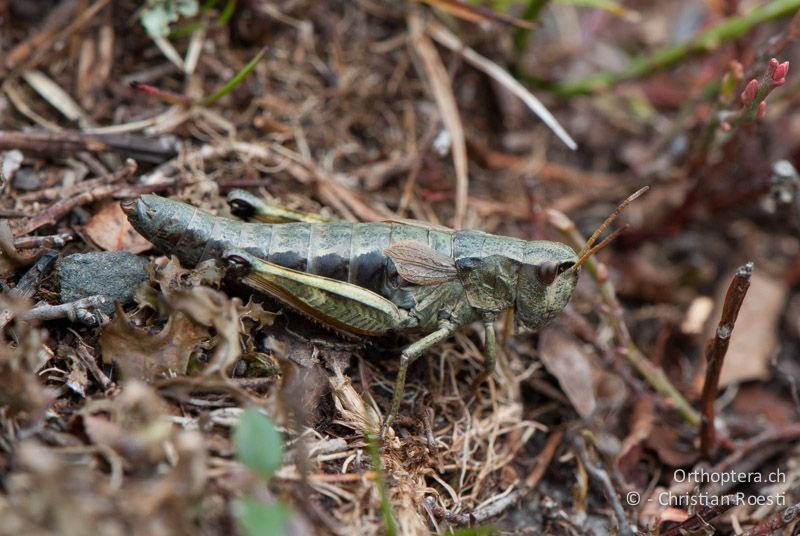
[515,241,579,331]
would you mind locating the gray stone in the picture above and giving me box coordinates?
[59,252,149,314]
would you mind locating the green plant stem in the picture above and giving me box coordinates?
[551,213,701,426]
[367,434,397,536]
[540,0,800,96]
[201,46,267,106]
[514,0,553,52]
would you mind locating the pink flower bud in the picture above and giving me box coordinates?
[720,121,732,132]
[757,101,767,120]
[740,79,758,105]
[769,58,789,86]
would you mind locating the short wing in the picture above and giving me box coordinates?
[384,240,458,286]
[226,250,405,336]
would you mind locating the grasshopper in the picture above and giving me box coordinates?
[122,188,644,433]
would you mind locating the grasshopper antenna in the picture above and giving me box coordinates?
[573,186,649,271]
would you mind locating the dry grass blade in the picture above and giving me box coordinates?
[418,0,535,29]
[427,19,578,151]
[151,34,186,72]
[408,10,469,229]
[22,70,94,128]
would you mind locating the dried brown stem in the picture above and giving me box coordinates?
[13,232,74,250]
[699,262,753,459]
[738,500,800,535]
[21,295,109,325]
[12,160,137,236]
[660,497,739,536]
[572,433,634,536]
[0,250,58,330]
[0,130,177,164]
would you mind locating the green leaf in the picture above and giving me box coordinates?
[140,0,201,37]
[201,46,267,106]
[175,0,199,16]
[233,408,283,479]
[236,498,291,536]
[217,0,237,25]
[140,4,173,37]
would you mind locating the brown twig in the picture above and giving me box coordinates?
[660,497,739,536]
[738,500,800,536]
[699,262,753,460]
[13,232,74,250]
[423,488,524,526]
[0,250,58,330]
[0,130,178,164]
[1,0,111,79]
[21,295,109,326]
[12,160,137,237]
[572,433,634,536]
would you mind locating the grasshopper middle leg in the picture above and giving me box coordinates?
[381,320,457,437]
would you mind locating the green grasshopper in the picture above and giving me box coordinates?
[122,188,644,433]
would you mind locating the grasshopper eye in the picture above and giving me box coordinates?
[537,260,574,285]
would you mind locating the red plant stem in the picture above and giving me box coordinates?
[699,262,753,459]
[660,497,738,536]
[738,501,800,535]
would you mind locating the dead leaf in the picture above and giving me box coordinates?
[238,297,278,328]
[0,327,56,421]
[645,423,698,467]
[615,397,655,478]
[85,201,152,253]
[99,302,207,381]
[65,361,89,398]
[731,384,795,426]
[81,380,174,464]
[538,325,597,419]
[164,286,242,375]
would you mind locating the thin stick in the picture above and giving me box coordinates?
[699,262,754,459]
[0,250,58,330]
[572,433,634,536]
[660,497,739,536]
[21,295,109,325]
[738,500,800,535]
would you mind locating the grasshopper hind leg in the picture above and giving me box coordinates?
[227,189,334,224]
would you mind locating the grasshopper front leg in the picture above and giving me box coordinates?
[470,314,498,392]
